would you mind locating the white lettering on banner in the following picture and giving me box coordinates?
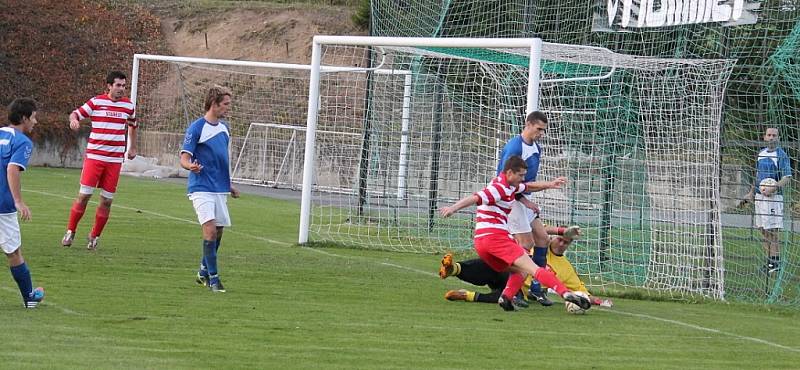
[604,0,753,29]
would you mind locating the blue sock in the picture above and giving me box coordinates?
[529,280,543,296]
[203,240,218,276]
[205,236,222,279]
[10,263,33,301]
[199,257,208,277]
[532,246,547,267]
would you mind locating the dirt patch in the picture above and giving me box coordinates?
[160,5,365,63]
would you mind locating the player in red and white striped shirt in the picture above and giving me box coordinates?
[439,155,590,312]
[61,71,138,250]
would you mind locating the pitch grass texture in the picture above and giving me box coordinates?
[1,168,799,369]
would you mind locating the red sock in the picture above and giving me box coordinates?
[502,272,525,298]
[90,206,110,238]
[67,202,87,232]
[534,267,569,296]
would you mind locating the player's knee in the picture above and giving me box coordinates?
[533,231,549,245]
[202,222,218,240]
[6,249,23,265]
[99,198,113,208]
[76,194,92,206]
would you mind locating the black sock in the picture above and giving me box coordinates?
[475,291,502,303]
[457,259,504,287]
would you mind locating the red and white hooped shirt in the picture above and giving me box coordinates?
[73,94,136,163]
[473,173,526,239]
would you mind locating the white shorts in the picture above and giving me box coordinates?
[0,213,21,254]
[755,193,783,230]
[508,195,540,234]
[188,192,231,227]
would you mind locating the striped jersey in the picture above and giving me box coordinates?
[473,173,527,238]
[73,94,136,163]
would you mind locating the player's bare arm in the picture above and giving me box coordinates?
[545,225,581,240]
[523,176,566,192]
[126,122,138,160]
[69,111,81,131]
[179,152,203,173]
[439,194,479,218]
[7,164,30,221]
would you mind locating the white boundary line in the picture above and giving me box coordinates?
[602,309,800,353]
[25,188,800,354]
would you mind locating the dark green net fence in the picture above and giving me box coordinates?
[367,0,800,306]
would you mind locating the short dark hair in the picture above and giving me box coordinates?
[106,71,127,85]
[503,155,527,173]
[204,85,232,111]
[525,111,548,126]
[7,97,38,125]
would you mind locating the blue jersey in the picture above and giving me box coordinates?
[0,127,33,214]
[181,118,231,194]
[497,135,541,188]
[756,147,792,195]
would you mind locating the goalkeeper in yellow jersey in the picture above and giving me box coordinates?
[440,225,613,308]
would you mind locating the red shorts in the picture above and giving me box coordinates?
[474,233,527,272]
[80,158,122,195]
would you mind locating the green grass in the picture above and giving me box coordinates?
[3,167,800,368]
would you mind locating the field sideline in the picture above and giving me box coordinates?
[2,167,798,369]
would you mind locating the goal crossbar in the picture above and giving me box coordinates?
[130,53,411,110]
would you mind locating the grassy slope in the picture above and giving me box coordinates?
[1,168,798,369]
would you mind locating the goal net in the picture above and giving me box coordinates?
[129,55,363,193]
[298,36,735,299]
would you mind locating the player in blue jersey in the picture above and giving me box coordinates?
[496,111,566,306]
[180,86,240,293]
[742,127,792,273]
[1,98,45,308]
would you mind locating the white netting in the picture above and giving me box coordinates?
[301,41,734,299]
[131,58,311,186]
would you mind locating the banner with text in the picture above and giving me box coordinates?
[593,0,761,32]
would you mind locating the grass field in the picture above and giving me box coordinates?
[2,167,799,369]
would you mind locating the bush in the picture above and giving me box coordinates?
[351,0,370,30]
[0,0,166,147]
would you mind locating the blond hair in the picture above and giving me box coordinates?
[204,85,232,111]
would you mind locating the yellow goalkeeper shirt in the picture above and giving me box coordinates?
[524,247,589,295]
